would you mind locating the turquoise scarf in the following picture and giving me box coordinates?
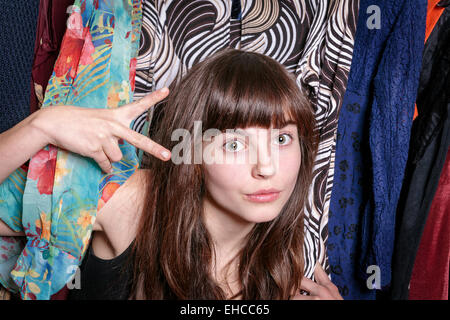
[0,0,142,299]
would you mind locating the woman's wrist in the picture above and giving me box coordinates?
[0,108,53,183]
[28,107,56,147]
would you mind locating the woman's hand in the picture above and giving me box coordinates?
[32,88,171,173]
[291,263,343,300]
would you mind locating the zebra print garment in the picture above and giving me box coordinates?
[132,0,359,279]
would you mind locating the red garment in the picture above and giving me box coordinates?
[409,149,450,300]
[30,0,74,113]
[50,286,69,300]
[30,0,74,300]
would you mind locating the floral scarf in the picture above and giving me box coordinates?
[0,0,142,299]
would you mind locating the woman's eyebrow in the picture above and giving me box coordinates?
[277,120,297,129]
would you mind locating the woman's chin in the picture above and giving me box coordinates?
[239,207,283,224]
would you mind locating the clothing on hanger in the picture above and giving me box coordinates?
[390,4,450,300]
[409,149,450,300]
[30,0,74,113]
[406,1,449,301]
[426,0,447,40]
[412,0,447,122]
[0,0,142,299]
[327,0,427,299]
[0,0,39,133]
[0,0,40,293]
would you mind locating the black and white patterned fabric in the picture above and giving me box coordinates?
[131,0,359,280]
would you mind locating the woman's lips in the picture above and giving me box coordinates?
[245,189,281,203]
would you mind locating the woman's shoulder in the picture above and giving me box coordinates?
[93,168,151,258]
[96,168,151,226]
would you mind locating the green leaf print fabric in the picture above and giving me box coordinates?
[0,0,142,299]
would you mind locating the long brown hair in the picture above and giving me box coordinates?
[130,49,318,299]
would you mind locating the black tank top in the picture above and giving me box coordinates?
[67,240,135,300]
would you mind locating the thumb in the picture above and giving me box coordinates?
[117,87,169,124]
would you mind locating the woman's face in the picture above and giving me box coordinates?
[202,124,301,224]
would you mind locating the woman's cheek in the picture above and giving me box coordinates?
[279,147,302,186]
[204,162,249,195]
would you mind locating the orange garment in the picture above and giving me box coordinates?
[414,0,446,121]
[425,0,446,41]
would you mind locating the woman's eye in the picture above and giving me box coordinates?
[274,133,292,146]
[223,140,245,152]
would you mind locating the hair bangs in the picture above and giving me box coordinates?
[202,51,303,132]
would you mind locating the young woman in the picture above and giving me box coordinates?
[0,50,342,300]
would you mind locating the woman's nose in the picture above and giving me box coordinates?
[252,145,276,178]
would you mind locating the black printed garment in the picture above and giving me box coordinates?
[132,0,359,279]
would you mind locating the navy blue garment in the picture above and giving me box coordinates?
[0,0,39,133]
[327,0,427,299]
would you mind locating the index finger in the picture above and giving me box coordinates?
[111,122,171,161]
[314,262,332,287]
[118,87,170,124]
[314,262,342,299]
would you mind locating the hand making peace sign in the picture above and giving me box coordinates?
[32,87,171,173]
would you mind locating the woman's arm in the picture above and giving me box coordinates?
[0,111,48,184]
[0,169,148,237]
[91,169,149,259]
[0,88,171,185]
